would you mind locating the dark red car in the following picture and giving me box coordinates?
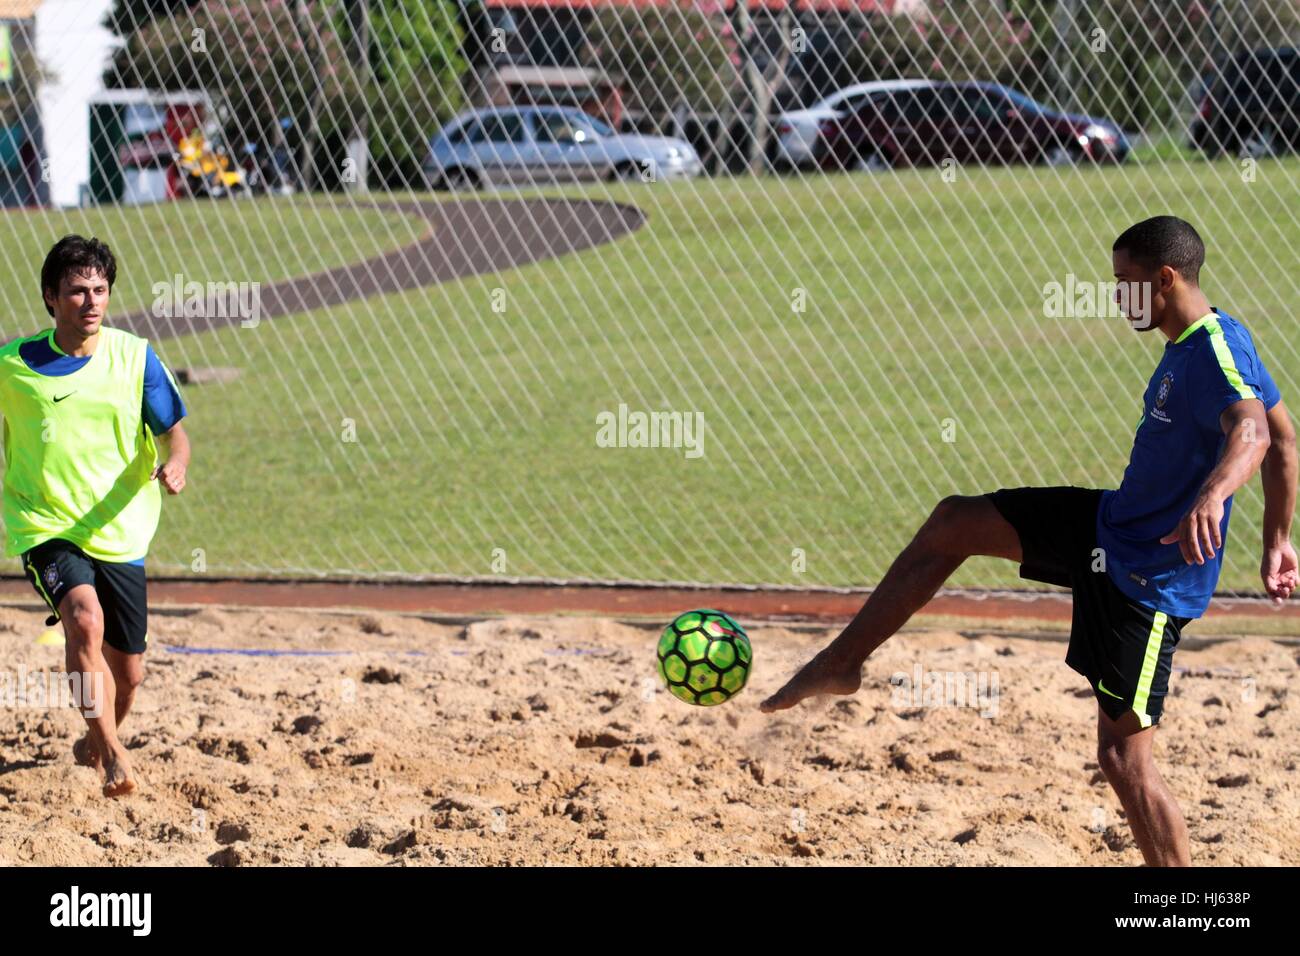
[815,81,1129,171]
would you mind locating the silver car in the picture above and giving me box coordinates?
[424,106,703,189]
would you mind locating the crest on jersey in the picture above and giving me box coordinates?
[1155,372,1174,409]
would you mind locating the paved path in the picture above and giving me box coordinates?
[115,196,647,339]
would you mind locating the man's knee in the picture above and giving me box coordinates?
[62,592,105,644]
[1098,736,1154,792]
[116,658,145,694]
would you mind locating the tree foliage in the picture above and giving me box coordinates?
[106,0,463,189]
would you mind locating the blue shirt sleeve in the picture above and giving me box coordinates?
[1191,332,1274,432]
[1257,356,1282,411]
[142,345,187,436]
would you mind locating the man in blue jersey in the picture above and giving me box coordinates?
[761,216,1296,866]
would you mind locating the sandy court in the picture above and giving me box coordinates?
[0,602,1295,866]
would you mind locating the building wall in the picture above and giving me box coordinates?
[34,0,119,207]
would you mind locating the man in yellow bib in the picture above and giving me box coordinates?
[0,235,190,797]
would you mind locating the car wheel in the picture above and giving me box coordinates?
[1043,145,1078,167]
[851,149,891,173]
[440,167,479,192]
[1240,125,1280,159]
[610,161,649,182]
[1191,135,1218,158]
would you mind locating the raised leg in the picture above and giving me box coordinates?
[760,495,1021,712]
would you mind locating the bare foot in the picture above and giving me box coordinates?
[102,753,137,798]
[760,647,863,713]
[72,735,101,770]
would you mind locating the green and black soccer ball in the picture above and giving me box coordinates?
[656,609,752,706]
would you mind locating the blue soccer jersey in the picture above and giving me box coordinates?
[1097,309,1281,618]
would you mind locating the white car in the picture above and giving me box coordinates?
[774,79,936,169]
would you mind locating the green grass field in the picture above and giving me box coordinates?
[3,159,1297,593]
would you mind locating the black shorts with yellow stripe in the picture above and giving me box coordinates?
[986,486,1193,728]
[23,538,149,655]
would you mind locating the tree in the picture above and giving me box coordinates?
[731,2,799,173]
[585,1,733,124]
[105,0,464,190]
[106,0,358,183]
[1043,0,1300,132]
[823,0,1299,134]
[834,1,1035,89]
[334,0,464,188]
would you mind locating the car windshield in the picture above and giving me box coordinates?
[996,87,1050,115]
[536,111,614,141]
[572,113,614,138]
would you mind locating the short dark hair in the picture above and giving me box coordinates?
[1112,216,1205,283]
[41,235,117,317]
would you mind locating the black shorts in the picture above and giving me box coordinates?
[985,486,1191,727]
[22,538,149,655]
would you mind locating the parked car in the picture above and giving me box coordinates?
[772,79,936,169]
[815,81,1129,171]
[1190,47,1299,158]
[424,106,702,190]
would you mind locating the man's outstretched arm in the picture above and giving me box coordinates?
[1260,401,1297,603]
[1160,399,1270,564]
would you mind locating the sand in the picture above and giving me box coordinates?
[0,602,1295,866]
